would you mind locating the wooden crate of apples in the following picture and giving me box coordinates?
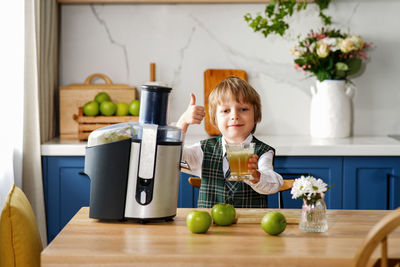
[74,91,140,141]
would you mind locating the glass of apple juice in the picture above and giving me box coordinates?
[225,143,255,181]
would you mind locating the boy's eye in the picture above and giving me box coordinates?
[241,108,249,111]
[223,109,230,113]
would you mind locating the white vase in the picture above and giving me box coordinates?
[310,80,355,138]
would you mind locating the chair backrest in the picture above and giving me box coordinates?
[188,177,293,208]
[188,177,293,191]
[354,207,400,267]
[0,184,43,267]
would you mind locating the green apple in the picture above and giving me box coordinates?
[261,211,287,235]
[100,101,117,116]
[128,99,140,116]
[186,210,212,234]
[94,92,111,104]
[211,203,236,226]
[116,102,129,116]
[82,101,99,116]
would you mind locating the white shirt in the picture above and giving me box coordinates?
[182,134,283,195]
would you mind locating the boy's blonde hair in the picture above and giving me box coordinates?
[208,76,262,134]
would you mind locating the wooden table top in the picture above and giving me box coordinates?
[41,207,400,266]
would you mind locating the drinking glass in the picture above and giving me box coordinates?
[225,143,255,181]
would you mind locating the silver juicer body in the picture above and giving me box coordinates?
[85,85,182,221]
[124,137,181,219]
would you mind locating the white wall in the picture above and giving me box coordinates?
[59,0,400,137]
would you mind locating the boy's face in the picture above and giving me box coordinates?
[216,94,255,144]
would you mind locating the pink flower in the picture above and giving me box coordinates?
[317,34,326,41]
[358,51,367,60]
[363,42,374,49]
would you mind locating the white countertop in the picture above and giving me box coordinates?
[41,135,400,156]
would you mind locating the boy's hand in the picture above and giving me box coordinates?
[176,93,205,133]
[248,154,260,183]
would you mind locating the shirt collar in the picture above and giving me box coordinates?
[221,134,253,156]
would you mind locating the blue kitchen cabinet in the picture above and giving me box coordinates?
[343,157,400,210]
[269,156,343,209]
[178,157,343,210]
[178,172,199,208]
[42,155,400,243]
[42,156,90,243]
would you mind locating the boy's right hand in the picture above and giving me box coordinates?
[176,93,205,134]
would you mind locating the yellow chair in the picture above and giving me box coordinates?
[354,207,400,267]
[0,184,43,267]
[188,177,294,208]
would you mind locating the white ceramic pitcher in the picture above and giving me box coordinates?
[310,80,355,138]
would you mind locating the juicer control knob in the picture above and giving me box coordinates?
[136,178,154,205]
[140,191,146,204]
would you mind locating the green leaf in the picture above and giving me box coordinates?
[316,70,329,82]
[319,11,332,25]
[244,13,252,22]
[266,2,275,17]
[347,58,362,76]
[297,0,307,11]
[336,62,349,71]
[244,0,331,38]
[316,0,331,10]
[326,57,334,71]
[294,59,306,65]
[335,70,346,79]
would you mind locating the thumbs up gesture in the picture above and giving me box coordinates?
[176,93,205,134]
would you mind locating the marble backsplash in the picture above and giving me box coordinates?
[60,0,400,137]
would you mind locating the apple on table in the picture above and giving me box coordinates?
[186,210,212,234]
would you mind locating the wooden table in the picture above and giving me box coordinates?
[41,207,400,266]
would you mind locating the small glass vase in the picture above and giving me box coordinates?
[299,197,328,233]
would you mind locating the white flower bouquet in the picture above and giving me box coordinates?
[291,28,373,82]
[291,175,331,204]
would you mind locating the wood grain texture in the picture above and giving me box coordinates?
[73,107,139,140]
[41,207,400,266]
[60,73,136,139]
[204,69,247,136]
[150,63,156,82]
[57,0,314,3]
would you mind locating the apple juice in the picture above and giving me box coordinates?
[225,143,255,181]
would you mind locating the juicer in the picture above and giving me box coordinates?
[84,85,182,221]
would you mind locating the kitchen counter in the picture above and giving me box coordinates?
[41,135,400,156]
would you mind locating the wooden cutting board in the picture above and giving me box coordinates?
[204,69,247,136]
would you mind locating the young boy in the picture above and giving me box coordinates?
[177,76,283,208]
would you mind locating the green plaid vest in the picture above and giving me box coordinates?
[197,136,275,208]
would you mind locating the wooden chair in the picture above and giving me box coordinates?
[188,177,294,208]
[354,207,400,267]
